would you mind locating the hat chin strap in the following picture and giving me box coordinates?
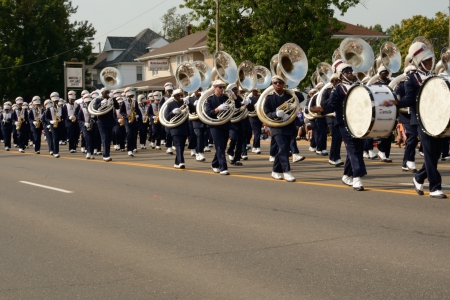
[420,61,432,73]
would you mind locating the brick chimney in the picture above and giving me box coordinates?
[185,24,192,36]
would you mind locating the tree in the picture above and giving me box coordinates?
[389,12,449,65]
[160,7,190,43]
[0,0,96,102]
[181,0,362,89]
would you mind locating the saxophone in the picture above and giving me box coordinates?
[70,103,77,122]
[142,105,149,124]
[35,108,42,129]
[16,109,24,130]
[154,109,159,124]
[128,100,136,123]
[54,106,60,128]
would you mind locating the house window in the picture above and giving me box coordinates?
[152,69,159,77]
[177,55,184,65]
[136,66,143,81]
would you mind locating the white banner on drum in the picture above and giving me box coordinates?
[66,68,83,88]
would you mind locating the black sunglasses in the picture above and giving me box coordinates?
[273,81,285,85]
[342,69,353,74]
[215,86,225,89]
[173,94,182,97]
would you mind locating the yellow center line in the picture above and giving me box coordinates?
[7,149,427,196]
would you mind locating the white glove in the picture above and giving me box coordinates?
[70,115,75,121]
[183,96,190,104]
[33,121,37,126]
[218,104,229,111]
[84,122,89,127]
[135,115,139,119]
[50,120,55,124]
[14,121,18,126]
[193,100,198,106]
[101,99,107,105]
[276,110,285,118]
[243,98,251,105]
[172,108,180,114]
[46,125,50,129]
[282,114,290,121]
[152,116,157,119]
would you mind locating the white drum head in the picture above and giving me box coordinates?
[418,77,450,137]
[345,86,373,138]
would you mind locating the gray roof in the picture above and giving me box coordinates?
[94,29,162,69]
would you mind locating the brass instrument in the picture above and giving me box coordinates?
[143,111,149,123]
[158,98,190,128]
[128,100,136,123]
[367,41,402,85]
[86,118,95,131]
[54,106,60,128]
[16,109,24,130]
[35,108,42,129]
[70,103,77,122]
[119,115,125,126]
[257,43,307,127]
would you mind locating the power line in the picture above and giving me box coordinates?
[0,0,168,70]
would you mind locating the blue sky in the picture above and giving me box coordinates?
[70,0,447,51]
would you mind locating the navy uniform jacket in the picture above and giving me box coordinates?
[263,90,304,136]
[93,97,120,127]
[12,109,29,125]
[146,105,154,120]
[0,111,13,127]
[230,95,244,131]
[164,99,191,136]
[395,81,410,124]
[204,94,231,130]
[28,108,44,126]
[397,73,426,126]
[77,106,97,125]
[188,95,206,129]
[62,103,77,126]
[120,100,142,120]
[321,83,351,126]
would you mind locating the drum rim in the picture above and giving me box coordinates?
[417,76,450,137]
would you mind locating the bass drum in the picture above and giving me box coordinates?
[344,85,397,138]
[417,76,450,137]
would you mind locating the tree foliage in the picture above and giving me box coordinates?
[389,12,449,65]
[0,0,96,101]
[181,0,362,89]
[160,7,190,43]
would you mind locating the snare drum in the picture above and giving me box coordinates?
[344,85,397,138]
[417,76,450,137]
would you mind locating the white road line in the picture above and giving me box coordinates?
[19,181,74,193]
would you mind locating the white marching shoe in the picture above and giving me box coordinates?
[196,153,205,162]
[308,146,316,152]
[402,161,417,173]
[86,153,92,159]
[166,148,173,155]
[191,149,197,156]
[255,147,261,154]
[19,148,24,153]
[352,177,364,191]
[283,172,296,182]
[292,153,305,163]
[342,175,353,186]
[128,151,134,157]
[204,146,211,152]
[271,172,283,180]
[140,144,145,149]
[368,149,377,160]
[269,156,275,162]
[150,142,155,149]
[430,190,447,199]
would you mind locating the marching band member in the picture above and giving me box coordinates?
[383,42,447,198]
[150,91,163,150]
[62,90,79,153]
[21,102,31,149]
[93,88,120,161]
[398,65,418,172]
[247,88,262,154]
[89,90,102,155]
[264,75,304,182]
[311,60,366,190]
[226,83,244,166]
[0,103,13,151]
[161,83,174,154]
[120,87,140,156]
[137,94,149,149]
[205,79,232,175]
[57,98,67,145]
[164,89,192,169]
[112,92,125,151]
[12,97,25,151]
[77,90,90,153]
[42,100,53,155]
[240,89,252,160]
[28,96,44,154]
[44,92,62,157]
[312,83,328,156]
[321,73,343,166]
[78,94,95,159]
[146,93,154,148]
[372,66,393,162]
[188,87,206,162]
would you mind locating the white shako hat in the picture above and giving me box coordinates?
[15,97,24,104]
[408,42,434,67]
[68,90,76,99]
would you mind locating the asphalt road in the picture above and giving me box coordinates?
[1,140,450,299]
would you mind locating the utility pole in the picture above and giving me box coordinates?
[216,0,219,53]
